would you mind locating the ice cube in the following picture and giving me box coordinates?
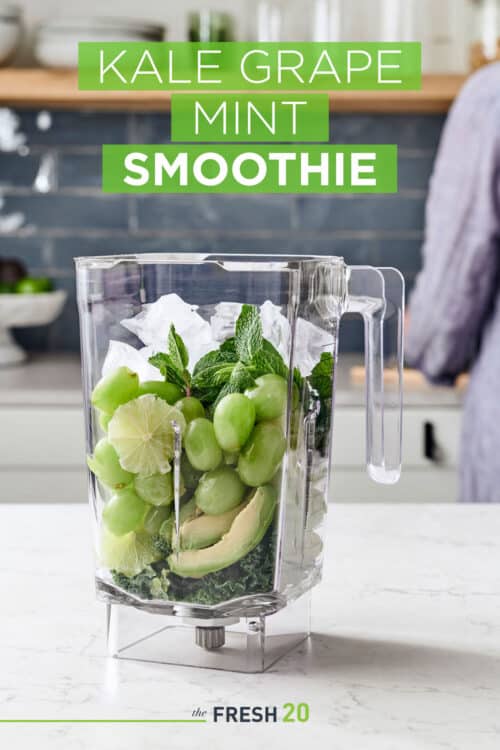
[121,293,214,367]
[210,302,243,343]
[295,318,334,375]
[102,341,161,382]
[260,300,291,359]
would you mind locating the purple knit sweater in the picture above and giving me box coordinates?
[406,63,500,502]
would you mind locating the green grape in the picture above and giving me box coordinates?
[99,411,112,432]
[143,505,171,535]
[134,472,176,506]
[91,367,139,415]
[159,515,174,543]
[194,466,246,515]
[87,438,134,490]
[184,418,222,471]
[237,422,286,487]
[181,452,203,490]
[175,396,205,423]
[102,487,148,536]
[245,374,288,421]
[138,380,183,404]
[213,393,256,452]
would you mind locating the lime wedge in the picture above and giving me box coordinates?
[108,394,186,476]
[99,527,161,577]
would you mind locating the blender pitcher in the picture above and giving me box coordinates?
[76,254,403,673]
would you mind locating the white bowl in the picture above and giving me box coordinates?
[0,290,67,366]
[34,16,165,68]
[0,4,21,66]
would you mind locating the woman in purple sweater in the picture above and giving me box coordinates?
[406,63,500,502]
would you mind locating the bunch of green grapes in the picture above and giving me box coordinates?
[87,365,288,588]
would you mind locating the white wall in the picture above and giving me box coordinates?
[14,0,470,71]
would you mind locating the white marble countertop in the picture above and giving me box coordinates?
[0,354,464,408]
[0,504,498,749]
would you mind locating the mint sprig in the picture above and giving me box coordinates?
[235,304,263,362]
[191,305,289,405]
[149,324,191,392]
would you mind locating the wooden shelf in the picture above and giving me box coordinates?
[0,69,465,113]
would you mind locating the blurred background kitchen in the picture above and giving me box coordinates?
[0,0,497,503]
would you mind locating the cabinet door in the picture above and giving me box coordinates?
[332,469,458,502]
[0,408,85,467]
[333,407,461,468]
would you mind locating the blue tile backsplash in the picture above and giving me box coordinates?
[0,109,445,354]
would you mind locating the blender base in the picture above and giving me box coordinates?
[106,593,311,673]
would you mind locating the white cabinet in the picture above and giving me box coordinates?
[0,403,461,503]
[0,407,87,502]
[332,407,461,502]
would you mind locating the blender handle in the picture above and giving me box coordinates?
[345,266,404,485]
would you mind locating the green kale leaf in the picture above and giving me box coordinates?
[309,352,334,400]
[112,565,170,600]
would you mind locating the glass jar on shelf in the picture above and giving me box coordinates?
[312,0,342,42]
[254,0,283,42]
[187,11,234,42]
[469,0,500,70]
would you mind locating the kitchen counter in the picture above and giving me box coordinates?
[1,504,499,749]
[1,353,464,408]
[0,354,82,407]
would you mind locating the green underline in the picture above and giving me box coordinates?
[0,719,207,724]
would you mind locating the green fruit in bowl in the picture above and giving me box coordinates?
[15,277,53,294]
[0,258,26,285]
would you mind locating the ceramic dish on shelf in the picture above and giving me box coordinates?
[0,290,67,366]
[34,16,165,68]
[0,3,21,66]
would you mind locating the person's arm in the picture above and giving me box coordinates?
[406,65,500,384]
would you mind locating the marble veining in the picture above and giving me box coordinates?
[0,504,499,749]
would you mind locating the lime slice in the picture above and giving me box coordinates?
[99,527,161,577]
[108,394,186,476]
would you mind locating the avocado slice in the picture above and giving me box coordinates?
[168,485,277,578]
[178,502,246,551]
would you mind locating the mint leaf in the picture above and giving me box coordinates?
[149,324,191,391]
[309,352,334,400]
[192,347,238,379]
[191,347,239,402]
[293,367,304,391]
[220,336,237,355]
[148,353,186,390]
[235,305,262,363]
[251,338,288,379]
[213,362,256,407]
[168,324,189,370]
